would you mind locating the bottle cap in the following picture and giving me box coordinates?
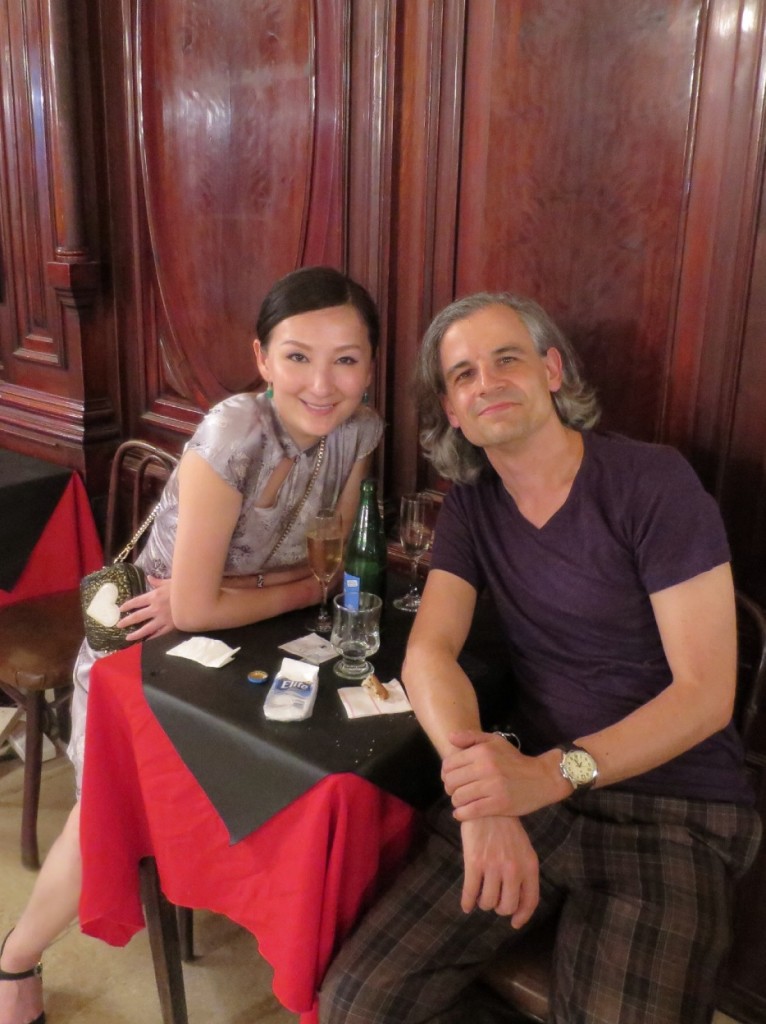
[247,669,269,684]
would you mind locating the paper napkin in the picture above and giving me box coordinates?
[338,679,413,719]
[279,633,339,665]
[166,636,241,668]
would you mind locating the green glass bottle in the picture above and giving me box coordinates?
[343,478,387,608]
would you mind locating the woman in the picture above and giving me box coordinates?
[0,265,383,1024]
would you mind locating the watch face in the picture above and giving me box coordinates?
[564,749,597,785]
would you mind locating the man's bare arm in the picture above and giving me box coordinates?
[403,568,539,927]
[444,562,737,820]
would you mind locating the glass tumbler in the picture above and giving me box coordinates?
[330,592,383,679]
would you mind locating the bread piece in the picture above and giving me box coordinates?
[361,672,389,701]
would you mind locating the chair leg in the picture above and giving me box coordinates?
[139,857,189,1024]
[51,686,73,745]
[21,691,44,870]
[176,907,195,963]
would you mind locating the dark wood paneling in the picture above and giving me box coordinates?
[138,0,339,402]
[346,0,397,486]
[389,0,465,497]
[719,153,766,608]
[97,0,396,458]
[665,1,766,487]
[456,0,702,441]
[0,0,118,476]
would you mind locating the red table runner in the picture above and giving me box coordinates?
[79,643,418,1021]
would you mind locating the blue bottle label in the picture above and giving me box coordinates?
[343,572,361,610]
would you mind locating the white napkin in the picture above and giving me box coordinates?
[338,679,413,719]
[166,636,241,668]
[279,633,339,665]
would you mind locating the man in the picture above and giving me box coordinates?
[319,294,761,1024]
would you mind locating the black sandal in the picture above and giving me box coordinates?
[0,932,45,1024]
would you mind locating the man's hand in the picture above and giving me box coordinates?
[443,730,567,819]
[460,815,539,928]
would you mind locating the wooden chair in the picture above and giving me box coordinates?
[480,589,766,1021]
[0,591,84,868]
[0,440,177,870]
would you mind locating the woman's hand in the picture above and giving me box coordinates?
[118,575,174,642]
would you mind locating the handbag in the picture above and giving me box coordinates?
[80,505,158,652]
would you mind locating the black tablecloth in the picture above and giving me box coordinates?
[142,580,512,843]
[0,450,72,591]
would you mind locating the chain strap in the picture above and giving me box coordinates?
[113,435,326,569]
[113,504,162,564]
[262,435,326,565]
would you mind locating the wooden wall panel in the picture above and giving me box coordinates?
[344,0,397,481]
[665,0,766,613]
[138,0,340,402]
[665,0,766,489]
[389,0,465,497]
[719,156,766,608]
[99,0,396,463]
[0,0,117,475]
[121,0,346,428]
[455,0,702,440]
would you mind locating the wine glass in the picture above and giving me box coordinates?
[331,592,383,678]
[306,509,344,633]
[393,493,433,613]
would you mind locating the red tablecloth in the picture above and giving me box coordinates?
[79,644,418,1021]
[0,473,102,607]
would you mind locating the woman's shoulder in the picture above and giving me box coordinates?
[184,393,273,490]
[189,392,268,445]
[202,391,267,428]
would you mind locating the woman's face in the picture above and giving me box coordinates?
[253,303,373,449]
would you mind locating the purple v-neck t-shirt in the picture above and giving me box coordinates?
[431,431,752,806]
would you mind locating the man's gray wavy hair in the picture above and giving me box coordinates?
[414,293,600,484]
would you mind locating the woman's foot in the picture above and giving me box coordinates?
[0,934,45,1024]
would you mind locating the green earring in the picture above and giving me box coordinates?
[362,391,369,405]
[265,383,274,400]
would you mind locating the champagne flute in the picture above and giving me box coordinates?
[393,493,433,613]
[306,509,344,633]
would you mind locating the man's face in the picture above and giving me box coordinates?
[439,304,563,453]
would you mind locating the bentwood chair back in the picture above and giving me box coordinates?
[104,440,179,562]
[0,440,177,870]
[480,588,766,1022]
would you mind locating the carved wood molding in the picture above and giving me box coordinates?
[0,0,116,468]
[0,381,114,445]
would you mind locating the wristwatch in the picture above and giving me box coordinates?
[557,743,598,793]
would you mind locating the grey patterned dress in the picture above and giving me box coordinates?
[68,393,383,791]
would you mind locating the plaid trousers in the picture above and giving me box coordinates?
[319,790,761,1024]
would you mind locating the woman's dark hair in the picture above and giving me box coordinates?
[256,266,379,356]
